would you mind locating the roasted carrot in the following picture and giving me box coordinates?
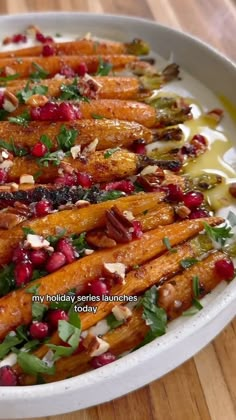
[0,119,160,150]
[0,55,137,79]
[0,217,222,340]
[6,76,151,101]
[136,202,175,230]
[0,38,149,59]
[0,192,164,264]
[6,150,181,184]
[18,251,226,385]
[9,99,192,128]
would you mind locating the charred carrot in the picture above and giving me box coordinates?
[0,192,165,265]
[0,39,149,59]
[0,119,160,150]
[0,55,137,80]
[6,150,182,184]
[0,217,222,341]
[18,250,226,384]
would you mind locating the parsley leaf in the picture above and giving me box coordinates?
[32,302,48,321]
[30,62,49,81]
[91,113,104,119]
[192,275,200,299]
[96,58,112,76]
[60,78,90,102]
[49,291,76,311]
[98,190,125,202]
[182,276,203,316]
[0,73,20,84]
[17,352,55,375]
[203,222,233,246]
[46,343,74,358]
[180,258,198,269]
[0,263,15,296]
[37,150,64,167]
[72,232,88,255]
[21,339,40,352]
[0,333,24,360]
[104,147,121,159]
[22,227,35,236]
[39,134,53,151]
[56,125,78,151]
[106,313,123,329]
[137,286,167,347]
[16,325,29,341]
[8,110,30,127]
[16,82,48,104]
[46,228,67,246]
[162,237,177,253]
[0,138,28,157]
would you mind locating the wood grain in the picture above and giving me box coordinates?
[0,1,235,419]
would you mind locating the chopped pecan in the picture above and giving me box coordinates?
[175,204,191,219]
[105,206,133,243]
[0,210,27,229]
[3,91,19,112]
[158,283,176,310]
[86,229,117,249]
[13,201,32,217]
[137,165,164,191]
[83,333,110,357]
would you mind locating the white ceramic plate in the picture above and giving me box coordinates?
[0,12,235,419]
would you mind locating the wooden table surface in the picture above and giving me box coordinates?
[0,1,235,419]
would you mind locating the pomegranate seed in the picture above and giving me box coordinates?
[45,251,66,273]
[54,173,77,186]
[30,106,42,120]
[47,309,68,329]
[31,142,48,157]
[14,261,33,287]
[60,65,76,78]
[0,366,17,386]
[73,338,85,355]
[183,191,204,209]
[89,279,109,296]
[30,321,49,340]
[42,44,55,57]
[103,180,134,194]
[77,63,88,76]
[165,183,184,202]
[35,199,52,217]
[12,246,29,263]
[29,249,47,267]
[40,102,58,121]
[0,169,8,184]
[91,351,116,369]
[12,34,27,43]
[180,144,196,157]
[215,259,235,281]
[0,91,4,108]
[76,172,93,188]
[57,102,79,121]
[189,209,209,219]
[44,36,54,43]
[191,134,207,146]
[56,238,75,263]
[133,143,146,155]
[36,32,46,43]
[132,220,143,239]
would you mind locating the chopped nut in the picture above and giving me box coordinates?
[1,150,9,160]
[105,206,133,243]
[26,25,41,37]
[82,138,99,155]
[86,230,117,249]
[84,73,103,91]
[75,200,90,208]
[104,262,126,283]
[10,183,19,192]
[158,283,176,310]
[3,91,19,112]
[175,204,191,219]
[70,145,81,159]
[112,305,132,321]
[19,174,35,185]
[5,66,16,76]
[138,166,164,190]
[25,234,50,250]
[140,165,160,176]
[83,333,110,357]
[0,160,13,170]
[26,94,49,107]
[59,161,74,174]
[174,300,182,309]
[0,211,26,229]
[123,210,135,221]
[84,249,94,255]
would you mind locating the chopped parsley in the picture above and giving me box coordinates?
[60,78,90,102]
[203,222,233,246]
[30,62,49,81]
[22,226,35,236]
[106,313,123,329]
[16,82,48,104]
[56,125,78,151]
[46,228,67,246]
[71,232,89,255]
[91,113,104,119]
[0,73,20,84]
[32,302,48,322]
[180,258,198,269]
[37,150,64,167]
[17,352,55,375]
[26,284,40,295]
[0,138,28,157]
[162,237,177,253]
[96,58,112,76]
[0,333,24,360]
[0,263,15,297]
[182,276,203,316]
[137,286,167,347]
[104,147,120,159]
[8,110,30,127]
[98,190,125,202]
